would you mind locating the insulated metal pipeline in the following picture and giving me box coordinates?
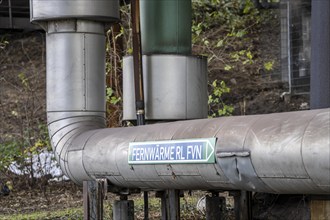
[45,25,330,192]
[72,109,329,194]
[46,19,107,182]
[44,8,330,196]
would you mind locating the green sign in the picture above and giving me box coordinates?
[128,138,216,164]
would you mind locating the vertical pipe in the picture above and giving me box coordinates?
[8,0,13,28]
[131,0,146,125]
[299,1,311,78]
[131,1,147,218]
[206,194,226,220]
[286,1,292,94]
[140,0,192,54]
[281,1,292,97]
[310,0,330,109]
[143,191,149,220]
[168,190,180,220]
[160,191,168,220]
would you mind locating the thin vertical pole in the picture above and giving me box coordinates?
[83,181,104,220]
[131,0,146,126]
[144,191,149,220]
[131,1,148,219]
[160,191,168,220]
[8,0,13,28]
[168,189,180,220]
[83,181,89,219]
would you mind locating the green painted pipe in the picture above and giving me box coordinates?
[140,0,192,54]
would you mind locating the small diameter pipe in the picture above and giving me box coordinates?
[131,1,148,219]
[131,0,146,126]
[281,1,292,98]
[8,0,13,28]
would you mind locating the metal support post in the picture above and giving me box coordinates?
[131,1,148,218]
[8,0,13,28]
[206,192,226,220]
[310,196,330,220]
[144,191,149,220]
[230,191,252,220]
[168,189,180,220]
[113,195,134,220]
[158,190,180,220]
[83,180,105,220]
[156,191,168,220]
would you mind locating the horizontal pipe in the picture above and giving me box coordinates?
[75,108,329,194]
[41,7,330,195]
[46,37,330,193]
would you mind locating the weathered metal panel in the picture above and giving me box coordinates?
[247,110,314,179]
[123,55,208,120]
[46,21,105,112]
[302,110,330,192]
[30,0,119,22]
[140,0,191,54]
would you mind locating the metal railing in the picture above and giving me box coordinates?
[280,0,311,95]
[0,0,32,29]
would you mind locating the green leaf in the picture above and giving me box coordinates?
[243,0,254,14]
[212,80,217,87]
[264,61,274,71]
[216,39,224,48]
[246,51,253,60]
[243,60,250,65]
[208,80,233,117]
[106,87,114,97]
[127,48,133,54]
[236,30,247,38]
[224,65,232,71]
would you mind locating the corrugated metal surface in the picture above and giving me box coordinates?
[123,55,208,120]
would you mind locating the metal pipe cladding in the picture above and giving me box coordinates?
[32,0,330,195]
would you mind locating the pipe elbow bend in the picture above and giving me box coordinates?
[47,112,106,184]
